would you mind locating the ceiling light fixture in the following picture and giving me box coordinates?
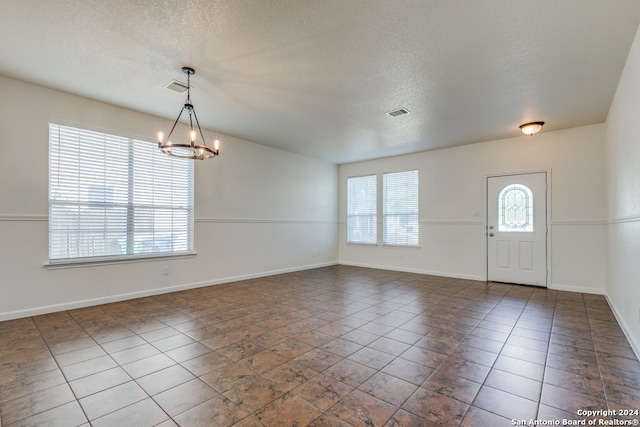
[157,66,220,160]
[519,121,545,136]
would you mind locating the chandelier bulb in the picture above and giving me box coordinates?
[189,130,197,143]
[214,139,220,151]
[157,131,164,143]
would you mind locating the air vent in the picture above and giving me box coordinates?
[386,108,410,117]
[165,80,189,93]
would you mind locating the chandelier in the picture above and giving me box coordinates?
[157,66,220,160]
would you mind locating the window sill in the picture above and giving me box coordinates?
[45,252,197,269]
[345,242,421,249]
[346,242,379,246]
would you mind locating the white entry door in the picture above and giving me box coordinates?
[487,172,548,286]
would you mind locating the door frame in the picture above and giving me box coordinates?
[484,169,552,286]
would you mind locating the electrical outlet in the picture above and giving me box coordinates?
[162,266,169,276]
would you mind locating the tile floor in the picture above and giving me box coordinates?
[1,265,639,426]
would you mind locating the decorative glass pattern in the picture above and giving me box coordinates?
[498,183,533,232]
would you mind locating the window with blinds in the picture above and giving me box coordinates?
[383,170,419,246]
[347,175,377,244]
[48,123,194,263]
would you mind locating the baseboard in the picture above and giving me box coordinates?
[604,294,640,361]
[0,261,338,322]
[548,283,606,295]
[338,261,484,282]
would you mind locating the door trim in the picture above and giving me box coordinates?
[484,169,552,286]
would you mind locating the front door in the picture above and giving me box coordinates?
[487,172,547,286]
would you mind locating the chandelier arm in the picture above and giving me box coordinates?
[190,108,208,148]
[188,110,195,147]
[165,106,186,142]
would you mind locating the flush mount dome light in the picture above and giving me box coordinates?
[519,121,545,136]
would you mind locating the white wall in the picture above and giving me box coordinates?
[605,25,640,356]
[339,124,607,293]
[0,76,338,320]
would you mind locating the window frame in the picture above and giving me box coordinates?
[48,122,195,266]
[346,174,378,245]
[382,169,419,247]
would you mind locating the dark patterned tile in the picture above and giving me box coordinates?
[381,357,434,385]
[423,371,481,404]
[329,389,398,427]
[294,348,342,372]
[385,409,437,427]
[3,401,87,427]
[289,374,354,410]
[121,353,175,378]
[69,367,131,398]
[222,375,287,412]
[540,383,607,414]
[537,404,585,422]
[136,364,195,396]
[90,398,168,427]
[269,339,315,360]
[543,366,605,399]
[307,413,354,427]
[79,381,147,420]
[384,328,424,345]
[493,355,545,381]
[399,346,448,369]
[368,336,412,356]
[164,342,212,363]
[153,378,221,417]
[348,347,396,370]
[484,369,542,401]
[174,393,250,427]
[359,371,418,406]
[1,267,639,427]
[0,368,66,403]
[260,361,318,393]
[324,359,377,388]
[605,382,640,408]
[499,343,547,365]
[460,406,512,427]
[402,387,469,425]
[256,394,324,427]
[0,384,76,426]
[60,355,119,381]
[200,360,259,393]
[434,356,491,384]
[472,385,537,420]
[451,344,499,367]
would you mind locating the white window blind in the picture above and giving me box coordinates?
[383,170,419,246]
[347,175,377,244]
[49,123,194,263]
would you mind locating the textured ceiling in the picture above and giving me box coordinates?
[1,1,639,164]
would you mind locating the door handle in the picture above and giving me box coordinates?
[489,232,494,237]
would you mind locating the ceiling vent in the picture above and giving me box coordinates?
[165,79,189,93]
[386,108,410,117]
